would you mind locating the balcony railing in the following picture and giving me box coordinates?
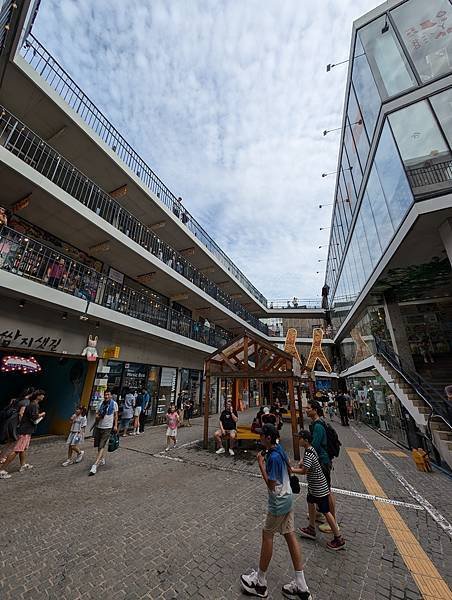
[0,225,232,348]
[406,159,452,192]
[0,0,14,54]
[0,106,268,335]
[267,299,323,309]
[19,34,267,308]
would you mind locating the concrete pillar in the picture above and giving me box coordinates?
[439,218,452,267]
[383,293,415,370]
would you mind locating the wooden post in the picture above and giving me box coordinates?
[288,377,300,460]
[203,374,211,449]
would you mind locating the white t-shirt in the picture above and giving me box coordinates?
[97,400,118,429]
[71,414,87,433]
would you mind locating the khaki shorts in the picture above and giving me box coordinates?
[263,511,294,535]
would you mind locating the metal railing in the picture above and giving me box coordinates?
[0,0,14,54]
[406,159,452,190]
[0,106,268,334]
[19,34,267,308]
[267,299,323,309]
[375,335,452,429]
[0,225,232,348]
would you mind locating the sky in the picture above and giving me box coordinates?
[33,0,380,301]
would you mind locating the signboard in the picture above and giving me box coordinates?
[108,267,124,284]
[103,346,121,359]
[1,355,42,374]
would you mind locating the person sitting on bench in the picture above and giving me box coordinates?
[215,400,238,456]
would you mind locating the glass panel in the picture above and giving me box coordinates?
[374,122,414,226]
[348,85,370,170]
[391,99,452,194]
[352,35,381,138]
[355,212,373,281]
[392,0,452,83]
[156,367,177,424]
[366,165,394,250]
[345,120,363,194]
[361,192,382,266]
[342,152,357,212]
[431,88,452,147]
[358,15,417,97]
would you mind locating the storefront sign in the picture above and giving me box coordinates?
[1,355,42,373]
[108,267,124,284]
[0,328,61,352]
[103,346,121,359]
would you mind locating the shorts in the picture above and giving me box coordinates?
[321,462,332,489]
[166,428,177,437]
[133,407,142,417]
[94,427,111,449]
[66,431,84,446]
[307,493,330,514]
[264,511,294,535]
[13,434,31,452]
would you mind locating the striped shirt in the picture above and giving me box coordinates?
[303,447,330,498]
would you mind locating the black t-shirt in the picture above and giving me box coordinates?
[220,409,238,431]
[18,403,39,435]
[261,413,277,426]
[336,395,347,411]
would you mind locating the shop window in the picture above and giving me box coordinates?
[431,88,452,148]
[374,122,414,227]
[352,36,381,139]
[156,367,177,424]
[391,0,452,83]
[358,15,417,98]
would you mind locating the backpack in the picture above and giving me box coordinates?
[320,420,341,459]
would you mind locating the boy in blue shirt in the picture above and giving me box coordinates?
[240,424,311,599]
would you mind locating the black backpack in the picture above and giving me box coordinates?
[320,420,341,459]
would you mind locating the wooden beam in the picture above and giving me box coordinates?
[243,335,248,369]
[109,184,128,199]
[149,221,166,231]
[203,375,210,449]
[220,352,239,372]
[11,194,31,213]
[179,247,195,257]
[288,377,300,460]
[89,240,111,253]
[136,272,157,284]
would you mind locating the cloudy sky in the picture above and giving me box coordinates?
[33,0,379,301]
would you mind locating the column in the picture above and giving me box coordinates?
[439,218,452,267]
[383,293,415,370]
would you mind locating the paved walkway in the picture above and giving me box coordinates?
[1,411,451,600]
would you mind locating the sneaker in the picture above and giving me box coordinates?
[89,464,97,476]
[282,580,312,599]
[228,448,235,456]
[99,458,106,466]
[318,523,333,534]
[298,526,317,540]
[62,459,73,467]
[240,570,268,598]
[327,536,346,551]
[19,464,33,472]
[165,446,171,452]
[136,431,141,435]
[216,447,225,454]
[0,470,11,479]
[75,450,85,464]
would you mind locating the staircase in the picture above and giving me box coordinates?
[374,336,452,470]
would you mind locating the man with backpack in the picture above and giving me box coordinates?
[305,400,341,534]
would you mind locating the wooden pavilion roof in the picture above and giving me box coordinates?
[204,329,301,381]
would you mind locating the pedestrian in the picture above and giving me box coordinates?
[306,400,337,533]
[132,390,146,435]
[46,257,67,288]
[0,387,34,459]
[139,387,150,433]
[327,402,335,421]
[271,398,284,431]
[89,391,118,476]
[119,388,135,436]
[214,399,238,456]
[294,430,345,551]
[240,424,311,599]
[336,391,349,426]
[261,406,277,426]
[0,390,46,479]
[62,406,87,466]
[165,402,180,451]
[176,391,185,427]
[184,396,194,426]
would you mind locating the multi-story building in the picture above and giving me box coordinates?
[324,0,452,466]
[0,1,331,434]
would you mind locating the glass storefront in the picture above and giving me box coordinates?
[178,368,203,417]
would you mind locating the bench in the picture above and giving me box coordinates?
[236,425,260,444]
[282,410,302,422]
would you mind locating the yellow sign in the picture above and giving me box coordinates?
[102,346,120,359]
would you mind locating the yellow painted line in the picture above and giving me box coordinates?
[345,447,407,458]
[347,450,452,600]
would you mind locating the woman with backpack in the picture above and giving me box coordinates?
[0,390,46,479]
[0,387,35,463]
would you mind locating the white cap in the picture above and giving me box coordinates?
[263,407,270,414]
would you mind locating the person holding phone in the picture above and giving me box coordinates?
[214,400,238,456]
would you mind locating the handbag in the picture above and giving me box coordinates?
[284,456,300,494]
[72,432,82,445]
[108,432,120,453]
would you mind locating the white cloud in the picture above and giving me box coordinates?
[33,0,379,300]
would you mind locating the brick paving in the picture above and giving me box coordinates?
[1,411,451,599]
